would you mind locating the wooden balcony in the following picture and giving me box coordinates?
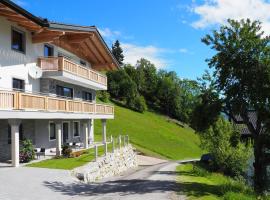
[0,90,114,115]
[38,57,107,86]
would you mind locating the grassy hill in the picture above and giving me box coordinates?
[95,104,203,160]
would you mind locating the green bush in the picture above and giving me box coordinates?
[19,139,35,163]
[127,95,147,113]
[62,145,72,157]
[200,117,252,177]
[97,91,110,103]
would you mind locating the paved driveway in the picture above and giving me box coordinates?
[0,161,185,200]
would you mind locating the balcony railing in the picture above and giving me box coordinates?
[0,90,114,115]
[38,57,107,86]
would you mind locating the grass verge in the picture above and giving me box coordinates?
[95,104,203,160]
[177,163,259,200]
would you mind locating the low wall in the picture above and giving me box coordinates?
[72,144,138,183]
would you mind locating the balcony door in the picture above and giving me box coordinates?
[62,122,69,144]
[56,85,73,98]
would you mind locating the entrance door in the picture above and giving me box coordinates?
[62,122,69,144]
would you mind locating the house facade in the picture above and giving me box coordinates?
[0,0,119,167]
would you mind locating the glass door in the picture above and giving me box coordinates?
[62,122,69,144]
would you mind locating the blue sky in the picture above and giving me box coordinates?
[13,0,270,80]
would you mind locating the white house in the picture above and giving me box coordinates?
[0,0,119,167]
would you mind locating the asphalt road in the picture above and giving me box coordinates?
[0,161,187,200]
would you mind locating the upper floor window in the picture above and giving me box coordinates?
[44,44,54,57]
[82,91,92,101]
[12,78,25,91]
[11,28,25,53]
[56,85,73,98]
[80,60,87,66]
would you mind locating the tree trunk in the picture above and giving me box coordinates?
[253,134,266,193]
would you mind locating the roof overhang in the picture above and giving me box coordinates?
[0,0,120,71]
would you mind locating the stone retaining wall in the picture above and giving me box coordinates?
[72,144,137,183]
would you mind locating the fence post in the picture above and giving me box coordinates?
[123,135,125,146]
[111,135,113,143]
[126,135,129,145]
[118,135,122,149]
[95,145,98,161]
[112,137,115,153]
[104,142,108,156]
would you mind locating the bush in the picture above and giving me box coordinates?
[127,95,147,113]
[19,139,35,163]
[97,91,110,103]
[61,145,72,157]
[200,117,252,177]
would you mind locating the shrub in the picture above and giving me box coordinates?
[97,91,110,103]
[61,145,72,157]
[200,117,252,177]
[127,95,147,113]
[19,139,35,163]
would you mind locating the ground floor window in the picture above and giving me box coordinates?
[49,122,56,140]
[73,121,80,137]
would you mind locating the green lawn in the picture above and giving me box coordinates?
[177,163,257,200]
[27,104,202,169]
[95,104,203,160]
[27,145,106,170]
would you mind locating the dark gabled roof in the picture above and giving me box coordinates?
[232,111,257,136]
[0,0,48,26]
[0,0,120,69]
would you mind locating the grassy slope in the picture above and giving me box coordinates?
[95,104,203,160]
[177,164,257,200]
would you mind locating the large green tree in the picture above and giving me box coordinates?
[200,19,270,192]
[112,40,124,65]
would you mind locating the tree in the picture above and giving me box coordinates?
[201,19,270,192]
[179,79,201,123]
[200,117,252,177]
[112,40,124,65]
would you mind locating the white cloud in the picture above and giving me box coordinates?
[191,0,270,34]
[99,28,121,42]
[122,43,169,69]
[179,48,188,53]
[99,28,170,69]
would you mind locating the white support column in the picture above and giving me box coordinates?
[56,123,62,156]
[102,119,107,144]
[9,119,21,167]
[88,119,94,144]
[83,122,89,149]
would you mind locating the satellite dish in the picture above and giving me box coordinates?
[28,65,43,79]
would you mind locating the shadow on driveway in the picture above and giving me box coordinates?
[44,179,179,197]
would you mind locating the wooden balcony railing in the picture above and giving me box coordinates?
[38,57,107,86]
[0,90,114,115]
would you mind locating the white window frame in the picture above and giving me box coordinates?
[48,121,56,141]
[73,121,80,138]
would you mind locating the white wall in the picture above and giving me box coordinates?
[0,16,43,92]
[0,16,92,93]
